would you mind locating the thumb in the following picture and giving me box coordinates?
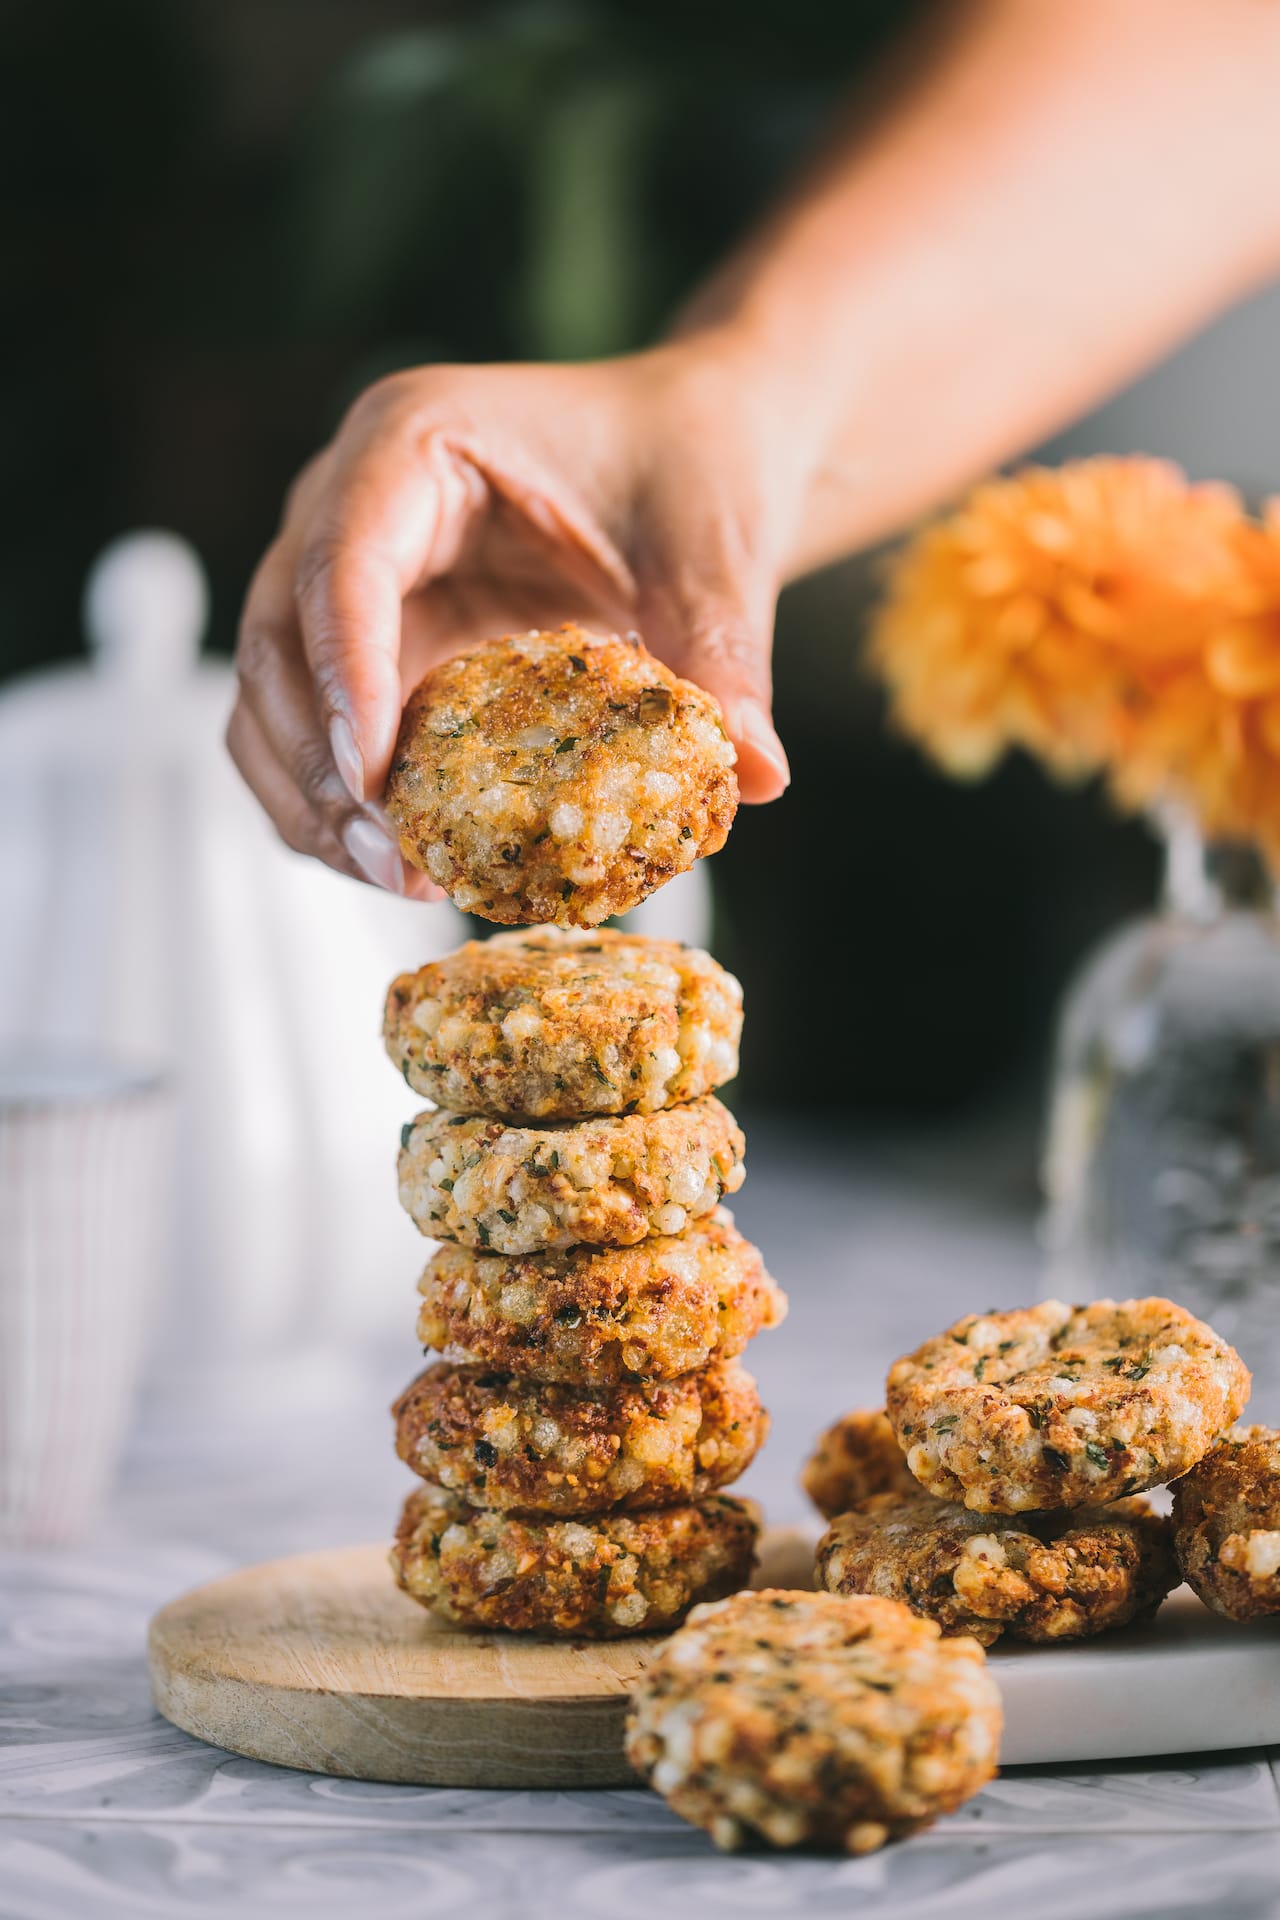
[636,514,789,805]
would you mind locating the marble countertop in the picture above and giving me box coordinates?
[3,1120,1279,1920]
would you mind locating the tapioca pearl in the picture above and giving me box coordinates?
[412,996,444,1036]
[521,1203,554,1241]
[669,1163,708,1208]
[436,1013,473,1052]
[501,1004,543,1044]
[587,810,630,853]
[611,1591,648,1628]
[472,783,516,823]
[480,1405,520,1451]
[707,1038,738,1079]
[651,1045,681,1089]
[610,1457,647,1494]
[558,1523,596,1559]
[481,1547,519,1585]
[451,1168,486,1212]
[566,1148,612,1190]
[529,1417,562,1455]
[426,843,453,883]
[549,801,584,841]
[655,1204,687,1235]
[497,1281,539,1324]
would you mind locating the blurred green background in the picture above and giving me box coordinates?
[10,0,1237,1139]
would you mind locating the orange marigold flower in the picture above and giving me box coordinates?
[1114,503,1280,858]
[869,457,1246,781]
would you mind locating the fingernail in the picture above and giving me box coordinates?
[329,714,365,804]
[344,814,405,893]
[739,706,791,789]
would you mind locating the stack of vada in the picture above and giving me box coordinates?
[380,627,785,1636]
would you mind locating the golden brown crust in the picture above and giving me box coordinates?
[886,1298,1250,1514]
[385,626,738,928]
[392,1360,766,1516]
[624,1589,1002,1853]
[390,1484,758,1637]
[398,1097,745,1253]
[816,1490,1177,1647]
[803,1409,918,1520]
[415,1212,785,1385]
[384,927,742,1119]
[1172,1425,1280,1622]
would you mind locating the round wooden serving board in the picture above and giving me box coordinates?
[149,1529,1280,1787]
[148,1528,815,1789]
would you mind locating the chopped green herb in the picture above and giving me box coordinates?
[400,1123,414,1151]
[555,736,578,754]
[1043,1446,1070,1472]
[1085,1441,1110,1470]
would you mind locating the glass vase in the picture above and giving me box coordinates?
[1043,815,1280,1419]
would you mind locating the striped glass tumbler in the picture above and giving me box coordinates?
[0,1059,173,1544]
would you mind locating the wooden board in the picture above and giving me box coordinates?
[149,1531,1280,1788]
[148,1528,815,1789]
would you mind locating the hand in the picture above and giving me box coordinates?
[229,338,797,894]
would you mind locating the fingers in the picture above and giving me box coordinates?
[233,539,442,897]
[226,697,359,874]
[636,498,790,805]
[294,419,489,804]
[227,698,444,899]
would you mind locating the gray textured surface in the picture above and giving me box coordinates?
[3,1122,1279,1920]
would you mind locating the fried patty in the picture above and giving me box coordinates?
[816,1489,1177,1647]
[1173,1425,1280,1622]
[886,1298,1249,1514]
[415,1211,785,1385]
[398,1096,745,1253]
[803,1409,919,1521]
[624,1589,1001,1853]
[392,1359,765,1516]
[384,927,742,1119]
[391,1484,757,1637]
[385,626,738,927]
